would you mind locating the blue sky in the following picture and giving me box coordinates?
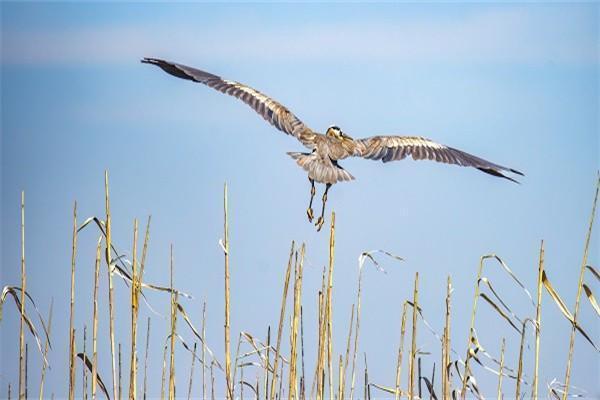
[1,2,598,399]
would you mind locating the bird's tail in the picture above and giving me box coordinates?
[288,152,355,184]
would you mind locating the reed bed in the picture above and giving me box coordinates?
[1,173,599,400]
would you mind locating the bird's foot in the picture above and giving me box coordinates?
[315,216,325,232]
[307,207,314,222]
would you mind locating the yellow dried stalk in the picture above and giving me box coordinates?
[104,171,118,400]
[169,245,177,400]
[408,273,419,400]
[341,304,354,400]
[91,239,101,400]
[325,213,336,400]
[289,245,305,399]
[83,325,88,400]
[533,240,544,400]
[68,201,78,400]
[496,338,505,400]
[562,174,599,400]
[129,219,139,400]
[19,192,26,400]
[394,302,408,400]
[223,183,233,400]
[188,342,198,400]
[442,275,452,400]
[515,319,533,400]
[142,317,151,400]
[202,302,207,400]
[270,241,295,400]
[118,343,122,400]
[39,298,53,400]
[337,355,343,400]
[160,343,168,400]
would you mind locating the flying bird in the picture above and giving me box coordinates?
[142,57,523,231]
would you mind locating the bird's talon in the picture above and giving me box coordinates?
[315,217,324,232]
[307,208,314,222]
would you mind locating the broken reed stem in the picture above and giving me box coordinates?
[143,317,151,400]
[91,239,102,400]
[442,275,452,400]
[562,174,599,400]
[161,343,168,400]
[337,355,343,400]
[68,201,78,400]
[223,183,233,400]
[496,338,505,400]
[408,273,419,400]
[270,241,295,400]
[341,304,355,400]
[289,245,306,399]
[105,171,118,400]
[39,298,53,400]
[326,214,335,400]
[188,343,198,400]
[394,302,408,400]
[129,219,139,400]
[19,191,26,400]
[460,256,485,399]
[169,245,177,400]
[533,240,544,400]
[515,319,532,400]
[202,301,207,400]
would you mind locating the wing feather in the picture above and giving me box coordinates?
[142,57,316,148]
[355,135,523,183]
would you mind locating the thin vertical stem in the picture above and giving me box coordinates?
[326,214,335,400]
[202,302,207,400]
[169,245,177,400]
[160,344,168,400]
[25,344,28,400]
[105,171,118,400]
[562,174,599,400]
[143,317,151,400]
[68,201,78,400]
[92,239,101,400]
[394,302,408,400]
[83,325,88,400]
[270,242,295,400]
[188,343,198,400]
[118,343,122,400]
[533,241,544,400]
[408,273,419,400]
[442,275,452,400]
[19,192,26,400]
[39,298,53,400]
[341,304,354,400]
[224,183,233,400]
[496,338,505,400]
[129,219,139,400]
[290,245,306,399]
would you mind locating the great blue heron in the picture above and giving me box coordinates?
[142,58,523,231]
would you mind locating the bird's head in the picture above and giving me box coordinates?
[326,125,353,141]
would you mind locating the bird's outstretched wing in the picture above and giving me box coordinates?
[355,135,523,183]
[141,57,317,148]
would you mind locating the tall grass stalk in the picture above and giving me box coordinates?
[442,275,452,400]
[394,302,408,400]
[533,240,544,400]
[68,201,78,400]
[169,245,177,400]
[496,338,505,400]
[105,171,118,400]
[562,174,599,400]
[19,192,26,400]
[143,317,151,400]
[270,241,295,400]
[187,343,198,400]
[223,183,233,400]
[202,301,207,400]
[38,298,53,400]
[129,219,140,400]
[91,239,101,400]
[408,273,419,400]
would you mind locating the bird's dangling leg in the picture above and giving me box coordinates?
[315,183,331,232]
[306,178,316,222]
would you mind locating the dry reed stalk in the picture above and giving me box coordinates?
[442,275,452,400]
[143,317,151,400]
[515,319,532,400]
[19,192,26,400]
[363,354,369,400]
[313,266,327,400]
[496,338,505,400]
[39,298,53,400]
[129,219,140,400]
[341,304,354,400]
[83,325,88,400]
[70,330,77,399]
[289,245,306,399]
[408,273,419,400]
[562,174,599,400]
[460,256,485,399]
[68,201,78,400]
[300,306,306,400]
[269,241,295,400]
[91,239,101,400]
[348,265,363,400]
[223,183,233,400]
[9,382,12,400]
[118,343,122,400]
[265,326,271,400]
[326,214,335,400]
[394,302,408,400]
[169,245,177,400]
[202,301,207,400]
[533,240,544,400]
[25,344,28,400]
[210,361,215,400]
[105,171,118,400]
[337,356,343,400]
[161,343,168,400]
[188,342,198,400]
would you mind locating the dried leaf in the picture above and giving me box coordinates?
[77,353,110,399]
[582,284,600,317]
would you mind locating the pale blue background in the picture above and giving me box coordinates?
[1,2,598,399]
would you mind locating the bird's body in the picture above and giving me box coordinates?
[142,57,523,230]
